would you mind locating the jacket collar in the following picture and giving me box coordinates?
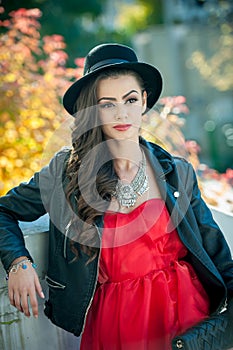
[139,137,175,179]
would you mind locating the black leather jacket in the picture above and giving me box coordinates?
[0,138,233,336]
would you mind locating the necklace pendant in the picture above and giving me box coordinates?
[116,183,137,208]
[113,150,149,208]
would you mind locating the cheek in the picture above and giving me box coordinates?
[98,110,108,127]
[126,103,144,115]
[100,124,113,139]
[99,116,113,130]
[98,109,115,124]
[100,122,111,133]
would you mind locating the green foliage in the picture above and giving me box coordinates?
[115,0,164,37]
[0,0,164,65]
[137,0,164,26]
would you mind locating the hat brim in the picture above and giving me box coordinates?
[63,62,163,116]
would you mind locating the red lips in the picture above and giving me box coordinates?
[113,124,132,131]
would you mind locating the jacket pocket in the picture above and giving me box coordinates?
[45,275,66,289]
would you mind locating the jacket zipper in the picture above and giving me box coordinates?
[80,223,102,335]
[63,220,72,259]
[218,297,228,314]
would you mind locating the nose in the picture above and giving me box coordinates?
[115,103,127,120]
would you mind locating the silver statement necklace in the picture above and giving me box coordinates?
[113,151,149,208]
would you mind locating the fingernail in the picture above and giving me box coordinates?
[41,292,45,299]
[34,315,38,319]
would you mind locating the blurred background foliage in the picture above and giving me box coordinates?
[0,0,164,64]
[0,0,165,196]
[0,7,82,194]
[188,22,233,92]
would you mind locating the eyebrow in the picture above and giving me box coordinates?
[97,89,139,103]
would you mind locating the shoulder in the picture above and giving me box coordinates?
[39,146,71,182]
[145,139,195,186]
[173,154,192,169]
[48,146,71,169]
[54,146,72,161]
[142,137,192,171]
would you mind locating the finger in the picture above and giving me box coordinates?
[13,293,23,313]
[35,275,45,299]
[28,289,39,318]
[20,292,31,317]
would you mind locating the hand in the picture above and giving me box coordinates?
[8,257,45,318]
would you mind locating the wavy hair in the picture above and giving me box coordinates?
[65,68,144,261]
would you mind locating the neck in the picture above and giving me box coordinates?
[106,138,142,180]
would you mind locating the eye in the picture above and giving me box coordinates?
[126,97,138,104]
[99,102,115,109]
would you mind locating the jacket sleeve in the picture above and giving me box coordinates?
[186,162,233,293]
[0,148,70,272]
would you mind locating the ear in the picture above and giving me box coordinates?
[142,90,147,114]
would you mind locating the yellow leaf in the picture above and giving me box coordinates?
[4,73,17,83]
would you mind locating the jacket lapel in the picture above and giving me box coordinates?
[142,138,226,288]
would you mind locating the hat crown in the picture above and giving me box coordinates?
[84,43,138,75]
[63,42,162,116]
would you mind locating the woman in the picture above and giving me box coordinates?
[0,43,232,350]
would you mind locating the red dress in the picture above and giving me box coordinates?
[80,199,209,350]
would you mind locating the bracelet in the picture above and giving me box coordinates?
[6,258,37,280]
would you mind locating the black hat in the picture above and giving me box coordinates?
[63,43,163,116]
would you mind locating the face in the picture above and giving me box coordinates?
[96,74,147,141]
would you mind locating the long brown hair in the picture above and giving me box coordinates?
[65,68,144,261]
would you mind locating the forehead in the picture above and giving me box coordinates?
[97,74,141,96]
